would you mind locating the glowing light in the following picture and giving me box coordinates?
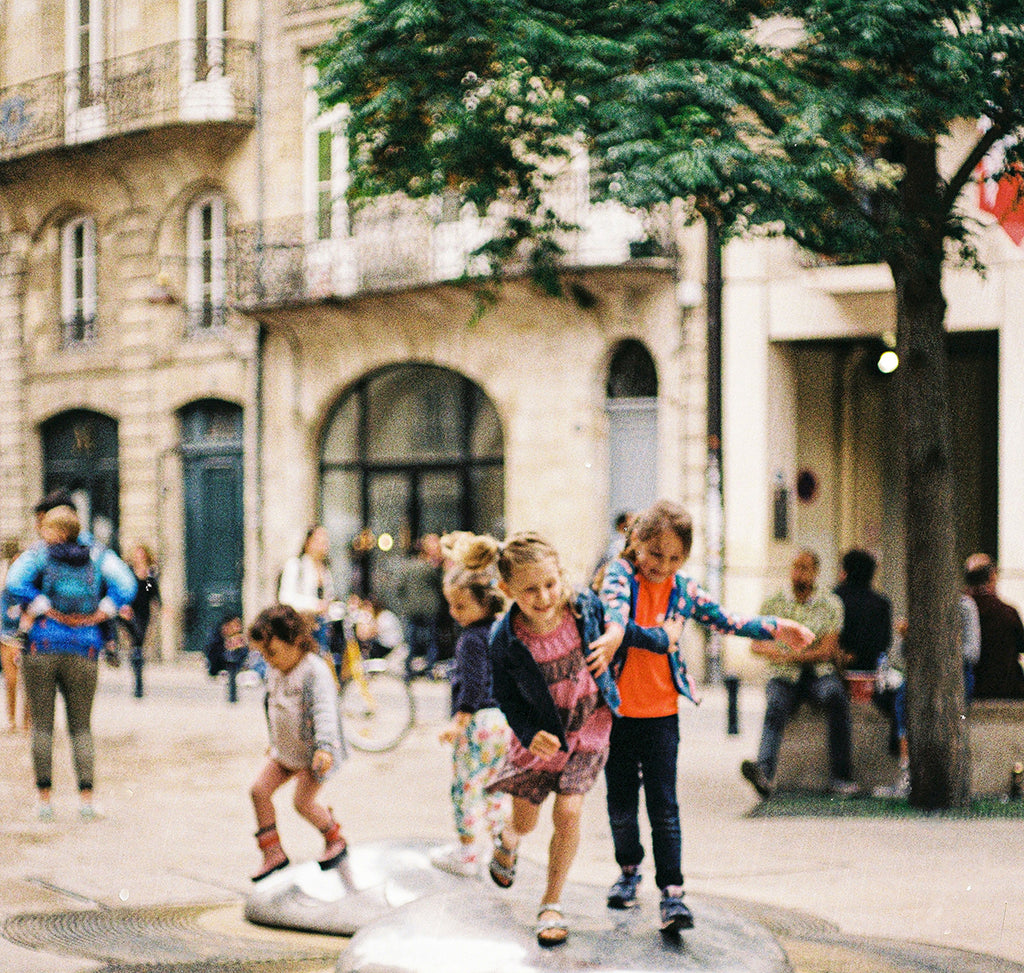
[378,533,394,552]
[877,350,899,374]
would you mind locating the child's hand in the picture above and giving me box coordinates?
[311,749,333,779]
[527,730,561,759]
[587,624,624,676]
[661,616,684,649]
[775,619,815,653]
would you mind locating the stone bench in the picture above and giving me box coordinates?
[773,697,1024,796]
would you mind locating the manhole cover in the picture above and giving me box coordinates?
[3,903,340,972]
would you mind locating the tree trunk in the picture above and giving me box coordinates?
[891,141,971,810]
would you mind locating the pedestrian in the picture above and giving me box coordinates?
[5,504,137,820]
[964,553,1024,699]
[483,531,682,948]
[429,532,512,877]
[596,500,814,932]
[278,525,336,655]
[395,534,445,679]
[247,604,346,882]
[125,543,161,648]
[741,549,859,800]
[1,537,30,732]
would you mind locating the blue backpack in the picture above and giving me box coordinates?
[38,546,105,617]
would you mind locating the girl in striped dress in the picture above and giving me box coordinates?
[480,532,681,948]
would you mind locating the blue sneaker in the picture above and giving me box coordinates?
[659,886,694,933]
[607,868,641,909]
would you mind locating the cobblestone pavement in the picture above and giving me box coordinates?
[1,658,1022,972]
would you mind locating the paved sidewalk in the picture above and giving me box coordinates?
[0,659,1021,971]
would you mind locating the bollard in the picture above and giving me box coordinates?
[725,674,740,735]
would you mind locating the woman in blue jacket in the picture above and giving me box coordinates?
[5,505,137,820]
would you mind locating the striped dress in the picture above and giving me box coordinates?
[488,608,611,804]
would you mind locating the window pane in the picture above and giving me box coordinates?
[365,367,462,463]
[469,389,503,458]
[322,469,361,595]
[322,395,358,464]
[418,470,461,537]
[470,466,505,537]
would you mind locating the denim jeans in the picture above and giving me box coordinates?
[757,671,853,782]
[604,714,683,890]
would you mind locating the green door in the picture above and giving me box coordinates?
[41,409,120,549]
[180,401,244,654]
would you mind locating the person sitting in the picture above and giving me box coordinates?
[741,549,859,799]
[965,554,1024,700]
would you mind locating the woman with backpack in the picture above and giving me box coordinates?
[5,504,137,820]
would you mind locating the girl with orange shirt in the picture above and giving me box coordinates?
[596,500,813,933]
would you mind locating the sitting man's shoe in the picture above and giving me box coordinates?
[607,867,642,909]
[829,778,861,798]
[741,759,773,799]
[659,886,694,934]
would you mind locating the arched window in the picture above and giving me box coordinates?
[60,215,97,346]
[607,338,658,398]
[320,364,504,596]
[186,194,226,333]
[605,339,658,530]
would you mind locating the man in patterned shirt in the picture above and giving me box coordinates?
[741,549,859,799]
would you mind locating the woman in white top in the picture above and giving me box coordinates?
[278,525,336,652]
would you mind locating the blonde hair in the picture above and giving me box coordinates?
[440,531,507,621]
[449,530,573,615]
[625,500,693,562]
[40,505,81,544]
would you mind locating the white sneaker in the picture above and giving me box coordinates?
[429,844,479,877]
[873,770,910,799]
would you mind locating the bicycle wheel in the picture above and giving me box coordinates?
[340,664,416,753]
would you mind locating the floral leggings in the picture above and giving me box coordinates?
[451,707,511,842]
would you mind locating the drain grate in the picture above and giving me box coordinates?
[3,904,341,972]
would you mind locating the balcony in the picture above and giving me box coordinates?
[229,198,673,311]
[0,38,256,164]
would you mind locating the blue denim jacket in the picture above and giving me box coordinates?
[488,589,669,751]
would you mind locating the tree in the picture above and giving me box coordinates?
[318,0,1024,808]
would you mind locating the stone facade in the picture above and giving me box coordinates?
[1,2,1020,681]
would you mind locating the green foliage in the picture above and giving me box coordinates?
[317,1,1024,278]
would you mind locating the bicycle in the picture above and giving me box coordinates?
[336,626,416,753]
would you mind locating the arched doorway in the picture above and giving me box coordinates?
[179,400,244,653]
[320,364,504,600]
[605,339,658,532]
[41,409,120,549]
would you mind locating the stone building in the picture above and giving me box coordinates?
[0,2,1017,675]
[0,0,709,658]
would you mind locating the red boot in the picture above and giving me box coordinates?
[252,824,289,882]
[319,812,348,871]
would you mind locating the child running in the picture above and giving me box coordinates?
[429,532,513,877]
[247,604,347,881]
[480,531,682,948]
[595,499,814,933]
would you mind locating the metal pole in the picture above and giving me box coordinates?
[704,214,724,686]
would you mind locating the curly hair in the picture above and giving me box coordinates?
[440,532,507,621]
[248,603,317,655]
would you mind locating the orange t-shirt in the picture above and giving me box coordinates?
[616,574,678,718]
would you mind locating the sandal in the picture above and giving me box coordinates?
[488,837,517,889]
[536,903,568,947]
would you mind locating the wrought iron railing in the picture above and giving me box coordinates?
[229,199,674,310]
[60,313,97,348]
[0,38,256,162]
